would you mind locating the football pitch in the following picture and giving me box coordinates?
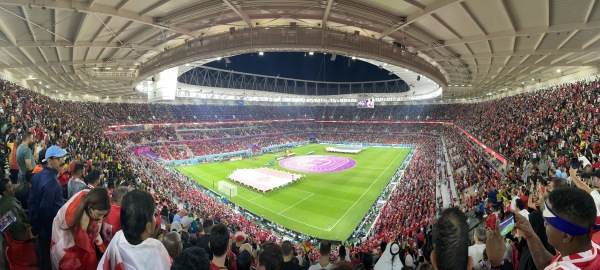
[174,144,410,240]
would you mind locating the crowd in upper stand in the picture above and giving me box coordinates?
[151,144,193,160]
[0,75,599,270]
[91,78,600,173]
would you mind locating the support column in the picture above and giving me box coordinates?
[149,66,179,102]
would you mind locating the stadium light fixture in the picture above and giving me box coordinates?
[351,56,356,60]
[556,69,561,73]
[308,51,314,55]
[185,64,190,66]
[105,67,111,70]
[258,52,264,56]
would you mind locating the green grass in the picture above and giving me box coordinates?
[174,144,409,240]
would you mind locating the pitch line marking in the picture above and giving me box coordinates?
[277,192,315,214]
[195,169,232,177]
[237,193,329,231]
[178,167,329,231]
[328,150,406,231]
[249,195,262,201]
[288,187,314,196]
[179,167,266,197]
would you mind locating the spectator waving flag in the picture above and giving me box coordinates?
[302,241,312,252]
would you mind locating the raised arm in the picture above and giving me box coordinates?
[512,210,554,269]
[569,168,592,193]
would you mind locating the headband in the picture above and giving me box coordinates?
[543,201,590,236]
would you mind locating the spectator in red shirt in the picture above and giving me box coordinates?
[102,186,129,244]
[519,186,529,206]
[57,165,70,200]
[485,204,500,230]
[593,140,600,159]
[69,155,82,175]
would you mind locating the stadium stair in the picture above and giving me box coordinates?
[441,137,458,204]
[183,145,194,158]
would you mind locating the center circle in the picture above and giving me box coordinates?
[279,155,357,173]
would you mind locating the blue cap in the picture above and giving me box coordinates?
[43,146,67,161]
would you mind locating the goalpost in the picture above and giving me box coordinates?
[218,181,238,198]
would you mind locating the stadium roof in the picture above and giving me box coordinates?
[0,0,597,101]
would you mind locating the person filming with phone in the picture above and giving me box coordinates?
[512,187,600,269]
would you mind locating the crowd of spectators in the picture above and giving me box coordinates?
[151,144,193,160]
[185,135,306,157]
[360,135,438,253]
[90,77,600,175]
[1,73,600,269]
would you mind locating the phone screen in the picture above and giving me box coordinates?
[499,214,515,236]
[0,210,16,233]
[160,215,167,230]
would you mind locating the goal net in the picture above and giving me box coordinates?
[218,181,238,197]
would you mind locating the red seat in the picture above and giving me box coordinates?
[4,231,38,270]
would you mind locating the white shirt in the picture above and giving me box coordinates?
[97,230,171,270]
[510,197,518,211]
[404,254,415,268]
[296,255,304,266]
[590,190,600,219]
[519,209,530,221]
[468,244,486,270]
[308,262,334,270]
[579,156,592,168]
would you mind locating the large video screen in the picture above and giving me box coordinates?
[357,98,374,108]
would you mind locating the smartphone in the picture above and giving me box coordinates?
[571,158,580,169]
[0,210,16,233]
[160,216,167,230]
[499,214,515,236]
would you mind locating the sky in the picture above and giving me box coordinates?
[203,52,397,82]
[179,52,409,95]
